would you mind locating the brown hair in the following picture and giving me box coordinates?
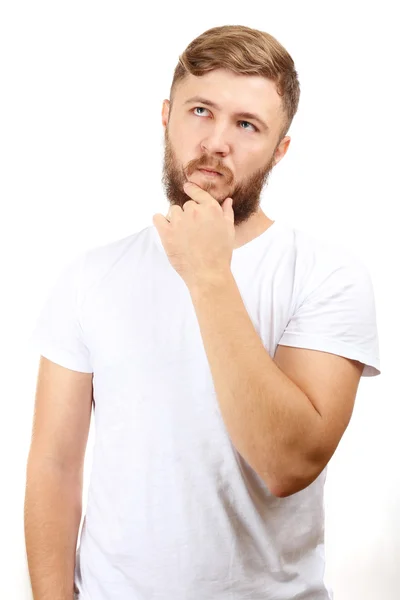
[169,25,300,140]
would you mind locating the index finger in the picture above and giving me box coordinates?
[183,181,216,204]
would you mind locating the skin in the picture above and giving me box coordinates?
[160,68,291,249]
[153,70,364,498]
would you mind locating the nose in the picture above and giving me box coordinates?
[200,128,230,157]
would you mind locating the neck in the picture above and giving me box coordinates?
[234,211,274,250]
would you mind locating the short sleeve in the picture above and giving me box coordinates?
[278,258,381,377]
[29,253,93,373]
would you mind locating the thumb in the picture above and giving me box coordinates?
[152,213,170,237]
[222,197,234,221]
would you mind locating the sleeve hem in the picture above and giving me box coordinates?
[277,332,381,377]
[29,338,93,374]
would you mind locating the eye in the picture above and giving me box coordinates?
[239,121,258,132]
[192,107,258,132]
[193,107,210,117]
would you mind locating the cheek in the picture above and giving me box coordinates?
[165,136,184,167]
[243,146,271,169]
[169,128,192,158]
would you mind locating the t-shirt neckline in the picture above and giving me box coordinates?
[232,220,279,255]
[152,219,281,256]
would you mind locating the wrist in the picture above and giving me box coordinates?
[187,269,234,297]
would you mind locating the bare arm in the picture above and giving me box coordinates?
[24,357,93,600]
[189,273,363,497]
[24,463,83,600]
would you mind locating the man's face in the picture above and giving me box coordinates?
[161,68,290,226]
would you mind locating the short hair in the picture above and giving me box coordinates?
[169,25,301,140]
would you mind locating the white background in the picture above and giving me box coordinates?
[1,1,399,598]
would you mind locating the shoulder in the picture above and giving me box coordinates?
[78,226,152,292]
[285,223,369,277]
[273,222,372,310]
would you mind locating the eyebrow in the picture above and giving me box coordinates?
[183,95,269,131]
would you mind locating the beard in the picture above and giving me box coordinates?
[161,128,276,227]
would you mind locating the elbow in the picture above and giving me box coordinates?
[270,479,311,498]
[264,461,325,498]
[269,477,316,498]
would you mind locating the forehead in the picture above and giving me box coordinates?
[174,68,283,125]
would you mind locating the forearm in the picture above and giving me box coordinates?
[24,459,83,600]
[189,271,322,496]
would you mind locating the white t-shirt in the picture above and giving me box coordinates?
[29,220,381,600]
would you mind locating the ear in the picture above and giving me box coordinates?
[273,136,291,167]
[162,100,170,129]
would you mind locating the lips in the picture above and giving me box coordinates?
[199,168,221,175]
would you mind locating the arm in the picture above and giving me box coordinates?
[24,357,93,600]
[24,463,83,600]
[189,272,363,497]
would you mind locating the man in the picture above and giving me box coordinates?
[25,25,380,600]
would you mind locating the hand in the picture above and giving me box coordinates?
[153,181,235,289]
